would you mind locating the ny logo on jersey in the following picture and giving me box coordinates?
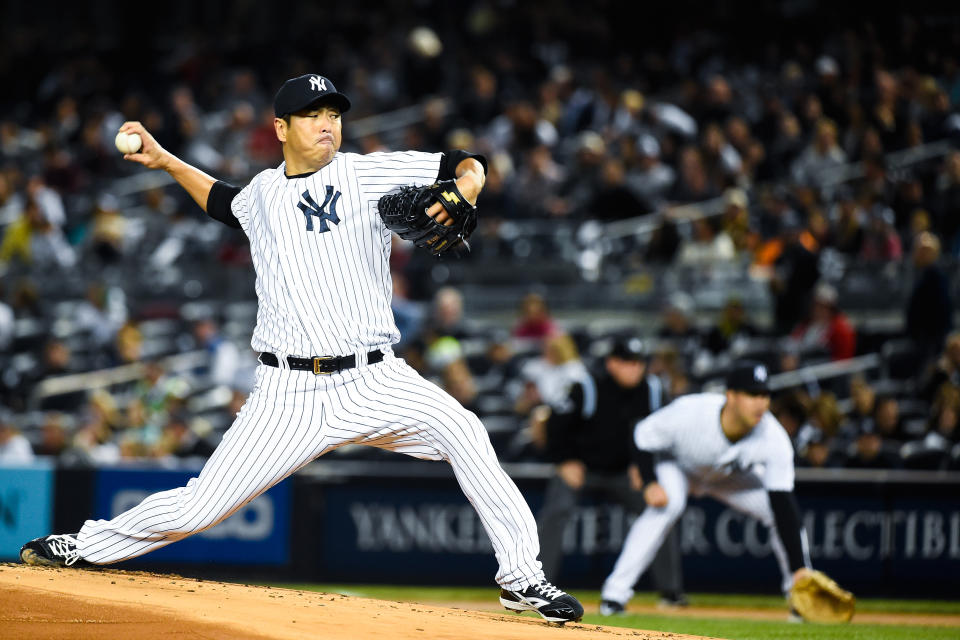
[309,75,326,92]
[297,186,342,232]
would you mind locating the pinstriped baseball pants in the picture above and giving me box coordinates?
[76,354,546,590]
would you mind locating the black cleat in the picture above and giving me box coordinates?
[20,534,92,568]
[499,581,584,624]
[658,591,690,609]
[600,599,625,616]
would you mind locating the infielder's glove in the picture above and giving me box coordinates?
[377,179,477,257]
[789,569,856,623]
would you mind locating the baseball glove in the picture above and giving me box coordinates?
[789,569,855,623]
[377,179,477,257]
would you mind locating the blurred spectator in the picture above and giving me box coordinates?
[933,151,960,255]
[0,409,34,463]
[16,339,86,413]
[648,344,692,398]
[858,205,903,262]
[391,272,426,351]
[656,292,702,367]
[442,359,480,414]
[703,296,761,355]
[920,331,960,403]
[905,231,953,365]
[831,187,866,256]
[423,286,475,342]
[512,292,558,340]
[845,375,877,434]
[770,221,820,335]
[550,131,607,218]
[669,145,720,203]
[88,193,128,265]
[192,316,242,389]
[33,412,72,457]
[587,157,648,221]
[74,282,128,351]
[809,391,845,438]
[789,282,857,361]
[111,321,144,366]
[676,215,736,270]
[791,118,847,187]
[927,385,960,447]
[843,427,902,469]
[643,217,682,264]
[512,145,567,218]
[0,197,76,270]
[625,133,675,212]
[487,98,559,166]
[513,332,588,417]
[156,411,216,460]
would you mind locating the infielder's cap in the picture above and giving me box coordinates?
[725,360,771,395]
[274,74,351,117]
[608,336,646,361]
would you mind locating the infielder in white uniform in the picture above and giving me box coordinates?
[599,360,814,616]
[20,73,583,624]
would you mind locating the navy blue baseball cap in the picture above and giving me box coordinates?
[274,74,351,117]
[725,360,771,394]
[608,336,646,361]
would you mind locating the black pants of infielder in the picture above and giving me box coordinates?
[537,471,685,597]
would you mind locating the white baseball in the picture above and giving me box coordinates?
[115,131,142,154]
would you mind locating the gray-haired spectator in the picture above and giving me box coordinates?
[791,118,847,187]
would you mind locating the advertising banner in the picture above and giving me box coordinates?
[92,468,292,565]
[0,462,55,560]
[307,472,960,596]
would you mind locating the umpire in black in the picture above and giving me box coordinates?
[533,336,686,605]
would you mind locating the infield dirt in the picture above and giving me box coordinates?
[0,564,716,640]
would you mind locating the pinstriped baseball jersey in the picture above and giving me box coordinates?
[634,393,795,491]
[231,151,442,358]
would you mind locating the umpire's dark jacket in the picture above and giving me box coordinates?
[544,366,665,473]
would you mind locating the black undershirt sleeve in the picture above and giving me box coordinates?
[768,490,807,572]
[206,181,242,229]
[438,150,488,181]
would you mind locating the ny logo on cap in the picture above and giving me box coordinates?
[309,75,327,92]
[754,364,768,382]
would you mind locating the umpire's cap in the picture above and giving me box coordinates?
[274,74,352,117]
[608,336,646,361]
[725,360,771,395]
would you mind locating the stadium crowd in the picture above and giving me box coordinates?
[0,2,959,471]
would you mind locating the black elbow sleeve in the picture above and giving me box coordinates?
[439,150,488,181]
[207,181,242,228]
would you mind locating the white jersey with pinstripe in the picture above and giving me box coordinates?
[232,151,440,359]
[601,392,800,604]
[73,150,548,592]
[633,392,794,491]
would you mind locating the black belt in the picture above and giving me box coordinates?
[259,349,384,374]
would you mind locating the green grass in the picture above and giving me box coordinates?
[576,614,960,640]
[257,584,960,640]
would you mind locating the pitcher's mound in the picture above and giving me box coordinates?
[0,564,718,640]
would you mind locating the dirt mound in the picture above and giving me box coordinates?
[0,564,714,640]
